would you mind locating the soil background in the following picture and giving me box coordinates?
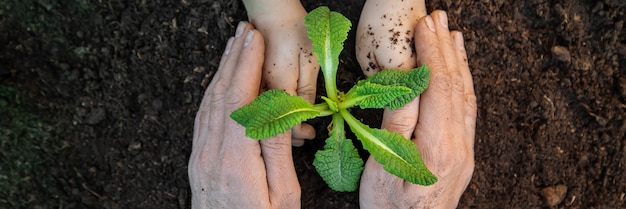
[1,0,625,208]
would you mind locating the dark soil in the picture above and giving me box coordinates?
[1,0,625,208]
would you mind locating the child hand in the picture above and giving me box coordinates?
[244,0,320,146]
[356,0,426,75]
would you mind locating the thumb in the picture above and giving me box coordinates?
[260,132,301,208]
[381,97,419,140]
[296,42,319,104]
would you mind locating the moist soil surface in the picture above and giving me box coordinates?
[1,0,625,208]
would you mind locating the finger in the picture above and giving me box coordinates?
[452,31,477,148]
[292,138,305,147]
[432,11,458,75]
[255,23,304,192]
[212,22,255,95]
[207,34,234,93]
[381,97,419,139]
[298,43,319,104]
[414,14,452,131]
[413,14,453,167]
[292,123,315,140]
[262,33,299,95]
[217,37,234,69]
[194,34,236,150]
[261,133,301,208]
[290,42,319,142]
[262,34,303,144]
[210,26,273,204]
[452,32,474,98]
[383,13,453,142]
[225,29,265,112]
[217,27,265,153]
[190,23,258,186]
[258,23,302,200]
[193,108,223,153]
[432,11,465,128]
[202,37,234,111]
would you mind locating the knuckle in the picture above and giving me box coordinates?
[465,94,478,119]
[385,115,416,136]
[465,94,477,111]
[187,157,198,177]
[429,70,452,95]
[296,84,316,103]
[284,186,302,200]
[189,153,211,177]
[451,71,464,93]
[209,92,226,107]
[211,77,230,94]
[225,88,253,107]
[261,138,292,153]
[273,189,301,209]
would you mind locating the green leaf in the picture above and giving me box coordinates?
[304,6,351,101]
[341,82,412,109]
[230,90,320,140]
[341,109,437,186]
[313,122,364,192]
[358,65,431,110]
[321,96,338,112]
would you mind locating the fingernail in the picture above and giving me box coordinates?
[244,30,254,47]
[454,32,465,50]
[438,11,448,29]
[235,21,245,38]
[425,16,436,32]
[292,139,304,147]
[224,37,234,55]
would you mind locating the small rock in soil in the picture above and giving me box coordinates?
[541,184,568,207]
[85,107,106,125]
[551,46,571,63]
[152,99,163,111]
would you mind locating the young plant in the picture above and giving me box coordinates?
[230,6,436,192]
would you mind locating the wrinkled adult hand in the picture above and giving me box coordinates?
[243,0,320,146]
[359,11,476,209]
[188,22,300,209]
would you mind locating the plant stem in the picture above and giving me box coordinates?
[331,113,344,136]
[313,103,335,117]
[338,96,364,110]
[321,34,339,102]
[339,109,372,142]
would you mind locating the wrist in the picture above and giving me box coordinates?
[242,0,306,24]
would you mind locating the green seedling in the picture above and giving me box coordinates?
[230,6,436,192]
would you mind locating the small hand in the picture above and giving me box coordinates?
[188,22,300,209]
[244,0,320,146]
[356,0,427,75]
[359,11,476,209]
